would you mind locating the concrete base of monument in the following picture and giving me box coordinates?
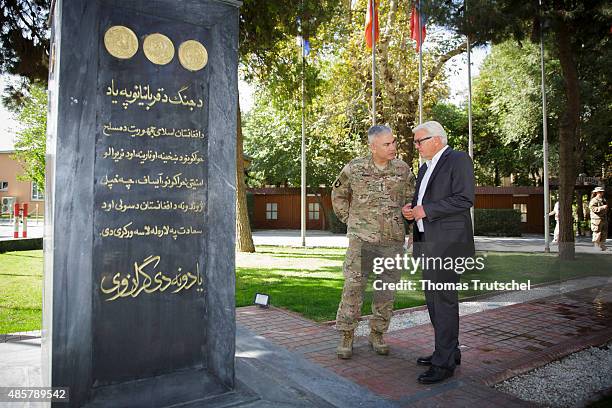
[233,326,394,407]
[0,326,393,408]
[85,368,252,408]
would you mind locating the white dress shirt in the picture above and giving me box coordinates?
[416,145,449,232]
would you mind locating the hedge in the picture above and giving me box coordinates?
[0,238,43,253]
[474,209,522,237]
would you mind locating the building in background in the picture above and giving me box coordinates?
[248,188,331,230]
[0,150,45,217]
[248,186,548,233]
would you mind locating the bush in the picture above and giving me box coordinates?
[474,209,522,237]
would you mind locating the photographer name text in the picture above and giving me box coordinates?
[374,279,532,291]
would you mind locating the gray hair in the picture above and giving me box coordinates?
[412,121,448,145]
[367,125,392,144]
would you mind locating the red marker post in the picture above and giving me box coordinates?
[22,203,28,238]
[13,203,20,238]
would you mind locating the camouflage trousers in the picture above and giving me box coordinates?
[336,238,403,333]
[592,222,608,246]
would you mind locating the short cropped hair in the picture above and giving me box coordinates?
[367,125,392,144]
[412,121,448,145]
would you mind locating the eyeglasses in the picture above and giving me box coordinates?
[413,136,434,146]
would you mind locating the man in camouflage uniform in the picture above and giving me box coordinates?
[332,125,415,359]
[589,186,608,251]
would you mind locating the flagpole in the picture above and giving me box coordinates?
[466,1,474,229]
[418,0,423,124]
[299,6,306,247]
[467,47,473,156]
[371,0,376,125]
[539,0,550,253]
[300,37,307,247]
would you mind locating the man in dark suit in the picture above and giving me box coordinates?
[402,121,475,384]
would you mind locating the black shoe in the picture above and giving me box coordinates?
[417,366,454,384]
[416,353,461,366]
[417,366,436,379]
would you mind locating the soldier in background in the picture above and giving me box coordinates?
[548,201,560,243]
[332,125,415,359]
[589,186,608,251]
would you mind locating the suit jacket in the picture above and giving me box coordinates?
[412,147,475,259]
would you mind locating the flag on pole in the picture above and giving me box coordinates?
[410,2,426,51]
[303,39,311,56]
[365,0,379,49]
[297,36,311,57]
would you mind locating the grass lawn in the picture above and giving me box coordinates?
[0,250,44,334]
[1,247,611,333]
[237,247,612,321]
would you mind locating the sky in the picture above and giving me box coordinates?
[0,76,21,151]
[445,44,489,104]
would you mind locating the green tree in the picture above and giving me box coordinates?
[12,81,47,189]
[0,0,49,107]
[428,0,611,260]
[430,102,467,149]
[235,0,343,251]
[431,99,523,186]
[243,87,365,188]
[243,0,470,196]
[0,2,50,193]
[467,40,563,186]
[319,0,464,164]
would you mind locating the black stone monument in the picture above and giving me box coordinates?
[43,1,240,406]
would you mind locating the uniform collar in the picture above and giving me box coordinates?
[369,155,392,172]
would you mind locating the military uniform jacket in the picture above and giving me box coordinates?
[332,156,415,243]
[589,196,608,230]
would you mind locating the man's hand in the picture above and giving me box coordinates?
[413,205,427,221]
[402,204,414,220]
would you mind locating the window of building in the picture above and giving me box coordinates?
[31,183,44,201]
[513,203,527,223]
[308,202,320,220]
[0,181,8,191]
[266,202,278,220]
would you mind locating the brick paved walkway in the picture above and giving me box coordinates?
[237,284,612,407]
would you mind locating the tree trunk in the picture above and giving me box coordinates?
[555,19,580,260]
[236,100,256,252]
[494,165,500,186]
[576,191,584,236]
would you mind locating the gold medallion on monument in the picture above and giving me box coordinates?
[178,40,208,71]
[104,26,138,59]
[143,33,175,65]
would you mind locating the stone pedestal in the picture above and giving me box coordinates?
[43,1,240,406]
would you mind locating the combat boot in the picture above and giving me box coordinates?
[368,330,389,355]
[337,330,354,359]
